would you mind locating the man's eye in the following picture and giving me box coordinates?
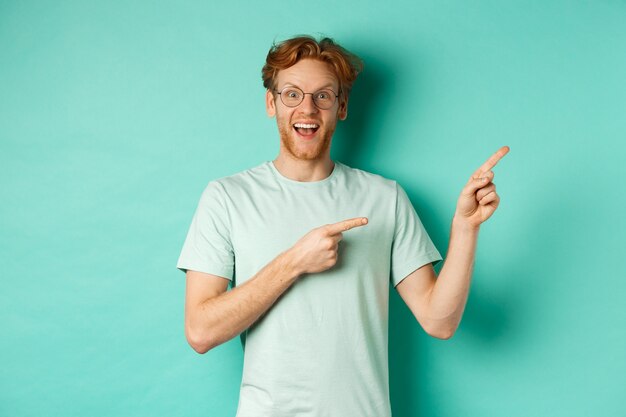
[286,90,301,99]
[316,91,330,100]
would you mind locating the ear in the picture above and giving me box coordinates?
[338,98,348,121]
[266,89,276,117]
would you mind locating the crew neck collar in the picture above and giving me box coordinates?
[268,160,342,186]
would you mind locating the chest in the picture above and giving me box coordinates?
[228,186,395,286]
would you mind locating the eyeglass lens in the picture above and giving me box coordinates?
[279,87,337,109]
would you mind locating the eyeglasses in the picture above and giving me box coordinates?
[274,86,339,110]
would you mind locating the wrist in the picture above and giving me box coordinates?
[279,248,303,279]
[452,215,481,233]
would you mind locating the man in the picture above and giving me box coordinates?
[177,35,509,417]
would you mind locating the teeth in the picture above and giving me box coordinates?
[294,123,319,129]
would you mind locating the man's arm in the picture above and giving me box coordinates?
[396,218,478,339]
[396,146,509,339]
[185,251,299,353]
[184,217,368,353]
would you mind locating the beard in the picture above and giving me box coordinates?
[277,123,335,161]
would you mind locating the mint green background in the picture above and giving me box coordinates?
[1,1,625,416]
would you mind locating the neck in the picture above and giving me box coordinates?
[272,153,335,182]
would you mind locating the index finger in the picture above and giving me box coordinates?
[325,217,368,235]
[473,146,510,177]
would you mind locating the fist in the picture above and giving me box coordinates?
[288,217,368,275]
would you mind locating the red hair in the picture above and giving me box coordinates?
[262,35,363,104]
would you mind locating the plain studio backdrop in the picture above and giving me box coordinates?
[1,1,625,416]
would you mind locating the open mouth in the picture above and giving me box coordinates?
[293,123,320,137]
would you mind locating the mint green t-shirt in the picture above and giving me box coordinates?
[177,160,442,417]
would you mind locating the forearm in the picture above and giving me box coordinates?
[187,250,301,352]
[427,216,479,335]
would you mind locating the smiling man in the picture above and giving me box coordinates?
[177,35,509,417]
[268,58,345,164]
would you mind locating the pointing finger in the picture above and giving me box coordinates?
[326,217,368,235]
[473,146,510,177]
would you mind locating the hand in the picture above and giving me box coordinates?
[454,146,510,229]
[288,217,369,275]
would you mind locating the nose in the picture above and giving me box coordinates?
[299,93,319,113]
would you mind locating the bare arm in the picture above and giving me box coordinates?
[396,218,478,339]
[184,217,368,353]
[185,251,299,353]
[396,146,509,339]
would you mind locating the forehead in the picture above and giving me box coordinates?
[276,59,339,90]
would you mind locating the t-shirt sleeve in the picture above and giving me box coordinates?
[390,182,443,287]
[176,181,235,280]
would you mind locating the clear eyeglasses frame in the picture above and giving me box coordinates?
[274,86,340,110]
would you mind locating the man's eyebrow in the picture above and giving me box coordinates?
[280,82,300,89]
[280,82,338,91]
[316,83,337,90]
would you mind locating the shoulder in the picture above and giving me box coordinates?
[216,162,270,187]
[337,161,398,194]
[199,162,273,201]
